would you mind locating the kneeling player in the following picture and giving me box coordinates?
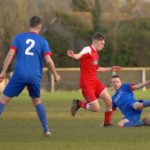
[111,75,150,127]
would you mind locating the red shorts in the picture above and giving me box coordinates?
[81,80,106,103]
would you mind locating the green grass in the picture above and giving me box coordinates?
[0,89,150,150]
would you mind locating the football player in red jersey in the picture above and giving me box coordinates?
[67,32,121,127]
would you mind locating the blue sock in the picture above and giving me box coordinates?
[35,103,49,133]
[124,121,144,127]
[143,100,150,107]
[134,121,144,126]
[0,103,5,115]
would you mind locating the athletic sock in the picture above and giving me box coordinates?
[78,101,89,110]
[0,103,5,115]
[143,100,150,107]
[104,111,112,125]
[78,100,88,109]
[35,103,49,133]
[135,121,144,126]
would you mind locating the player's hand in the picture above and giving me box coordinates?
[54,74,61,82]
[146,80,150,86]
[0,72,6,82]
[111,66,122,72]
[67,50,74,57]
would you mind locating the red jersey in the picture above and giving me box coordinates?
[80,46,99,86]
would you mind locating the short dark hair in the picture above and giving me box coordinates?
[111,75,120,79]
[29,16,42,28]
[92,32,105,41]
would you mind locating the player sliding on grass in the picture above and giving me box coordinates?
[111,75,150,127]
[0,16,60,137]
[67,32,121,126]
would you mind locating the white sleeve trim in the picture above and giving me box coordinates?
[79,46,91,56]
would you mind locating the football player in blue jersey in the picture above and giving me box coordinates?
[0,16,60,136]
[111,75,150,127]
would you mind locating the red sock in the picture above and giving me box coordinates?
[79,101,88,110]
[104,111,112,125]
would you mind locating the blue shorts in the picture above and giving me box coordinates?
[123,100,143,123]
[123,113,142,123]
[3,74,40,98]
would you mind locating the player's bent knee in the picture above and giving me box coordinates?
[32,98,42,105]
[91,104,100,112]
[133,102,143,110]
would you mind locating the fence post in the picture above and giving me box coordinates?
[51,74,55,92]
[142,69,146,91]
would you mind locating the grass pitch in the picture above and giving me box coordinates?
[0,89,150,150]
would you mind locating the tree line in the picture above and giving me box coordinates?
[0,0,150,70]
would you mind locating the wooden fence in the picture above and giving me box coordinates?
[0,67,150,92]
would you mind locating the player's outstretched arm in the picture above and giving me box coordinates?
[44,55,61,82]
[67,50,82,60]
[97,66,122,72]
[132,80,150,90]
[0,49,15,82]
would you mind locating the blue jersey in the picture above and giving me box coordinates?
[11,32,51,81]
[112,83,138,116]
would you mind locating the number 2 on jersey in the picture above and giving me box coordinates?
[25,39,35,56]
